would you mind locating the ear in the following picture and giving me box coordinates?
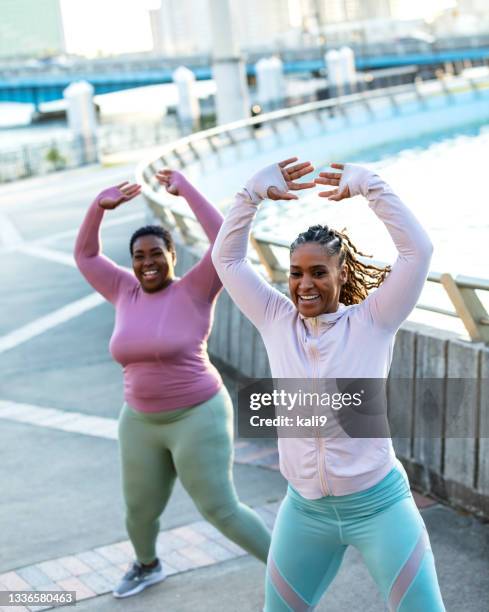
[172,252,177,266]
[339,263,348,286]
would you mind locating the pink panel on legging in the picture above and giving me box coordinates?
[388,527,430,611]
[268,555,312,612]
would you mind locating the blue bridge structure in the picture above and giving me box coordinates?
[1,45,489,108]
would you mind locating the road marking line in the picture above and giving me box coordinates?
[0,293,104,354]
[17,244,77,268]
[0,400,118,439]
[35,211,145,245]
[0,212,23,248]
[0,400,280,471]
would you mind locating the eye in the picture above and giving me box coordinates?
[313,270,327,277]
[289,271,301,278]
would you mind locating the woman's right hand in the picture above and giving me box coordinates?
[245,157,315,203]
[97,182,141,210]
[155,169,186,196]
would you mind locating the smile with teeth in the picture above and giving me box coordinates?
[299,295,320,302]
[143,270,159,279]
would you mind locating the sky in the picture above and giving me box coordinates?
[60,0,160,56]
[60,0,458,57]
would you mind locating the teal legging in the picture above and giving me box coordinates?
[118,387,270,565]
[266,467,445,611]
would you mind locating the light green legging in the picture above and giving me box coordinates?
[118,387,271,565]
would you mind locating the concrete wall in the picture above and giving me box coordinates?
[174,240,489,519]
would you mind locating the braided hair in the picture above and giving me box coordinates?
[290,225,390,306]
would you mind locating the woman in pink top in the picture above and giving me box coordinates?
[74,171,270,599]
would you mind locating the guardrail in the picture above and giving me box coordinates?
[137,76,489,344]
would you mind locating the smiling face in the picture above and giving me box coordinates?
[132,234,176,293]
[289,242,347,317]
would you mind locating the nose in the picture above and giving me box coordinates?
[298,274,314,291]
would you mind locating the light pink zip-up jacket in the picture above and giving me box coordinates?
[212,163,433,499]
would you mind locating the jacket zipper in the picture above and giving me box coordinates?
[309,318,330,496]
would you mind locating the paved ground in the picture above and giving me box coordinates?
[0,165,488,612]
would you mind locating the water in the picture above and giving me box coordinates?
[255,121,489,280]
[2,87,488,282]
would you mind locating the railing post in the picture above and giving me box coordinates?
[441,273,489,343]
[250,236,288,283]
[172,211,199,246]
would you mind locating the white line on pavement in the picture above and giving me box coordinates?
[35,211,145,245]
[17,244,77,268]
[0,400,118,439]
[0,212,23,248]
[0,293,105,354]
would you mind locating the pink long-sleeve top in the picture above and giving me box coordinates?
[74,176,224,413]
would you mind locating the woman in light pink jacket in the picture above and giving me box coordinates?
[211,158,445,611]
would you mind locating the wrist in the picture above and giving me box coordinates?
[339,164,373,198]
[171,172,191,198]
[245,163,287,204]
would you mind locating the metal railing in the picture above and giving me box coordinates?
[0,118,180,183]
[137,76,489,344]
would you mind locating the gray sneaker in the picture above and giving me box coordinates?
[113,560,166,598]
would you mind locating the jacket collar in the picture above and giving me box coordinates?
[299,303,348,332]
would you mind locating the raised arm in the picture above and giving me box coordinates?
[211,159,315,329]
[155,170,223,303]
[74,183,140,304]
[316,164,433,331]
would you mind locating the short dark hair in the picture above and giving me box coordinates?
[129,225,176,256]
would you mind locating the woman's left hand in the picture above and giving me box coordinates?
[268,157,316,201]
[315,163,351,201]
[155,169,185,196]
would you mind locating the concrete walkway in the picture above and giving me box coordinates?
[0,166,488,611]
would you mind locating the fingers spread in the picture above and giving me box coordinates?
[123,185,142,199]
[278,157,298,168]
[117,181,129,188]
[121,184,140,194]
[318,188,339,198]
[288,165,314,180]
[288,181,316,190]
[318,171,342,179]
[286,161,312,174]
[314,177,340,185]
[268,187,298,200]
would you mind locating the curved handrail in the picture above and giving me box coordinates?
[136,75,489,343]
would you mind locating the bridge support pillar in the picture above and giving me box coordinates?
[208,0,249,125]
[63,81,98,165]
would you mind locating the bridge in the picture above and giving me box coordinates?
[1,43,489,108]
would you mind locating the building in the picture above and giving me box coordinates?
[301,0,392,24]
[151,0,295,55]
[0,0,65,59]
[457,0,489,14]
[150,0,213,56]
[235,0,295,50]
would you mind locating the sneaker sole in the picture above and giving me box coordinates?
[112,570,166,598]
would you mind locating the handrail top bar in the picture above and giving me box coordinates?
[138,78,479,172]
[253,234,488,290]
[137,74,489,298]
